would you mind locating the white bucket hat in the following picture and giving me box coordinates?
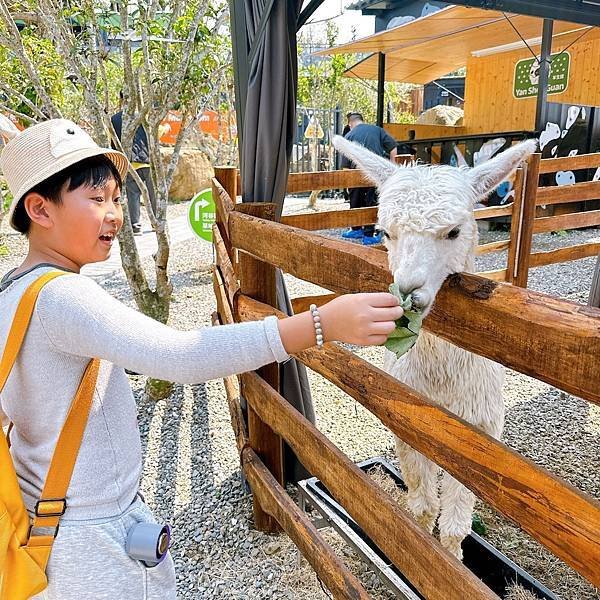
[0,118,129,231]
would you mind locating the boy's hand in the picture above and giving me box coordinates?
[319,293,404,346]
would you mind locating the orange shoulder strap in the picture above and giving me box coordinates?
[0,270,99,569]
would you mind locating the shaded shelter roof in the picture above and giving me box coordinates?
[316,5,598,83]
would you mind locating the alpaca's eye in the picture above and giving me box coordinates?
[446,228,460,240]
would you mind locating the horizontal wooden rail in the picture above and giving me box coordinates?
[287,170,372,193]
[473,204,514,220]
[533,209,600,234]
[242,448,370,600]
[529,242,600,268]
[475,240,510,255]
[536,181,600,206]
[228,211,600,404]
[280,204,513,232]
[281,207,377,230]
[539,153,600,174]
[242,371,499,600]
[237,296,600,588]
[478,268,508,281]
[291,293,338,314]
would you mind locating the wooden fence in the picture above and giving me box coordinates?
[211,165,600,600]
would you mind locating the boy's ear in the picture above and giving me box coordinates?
[23,193,54,230]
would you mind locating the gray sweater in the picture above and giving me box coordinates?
[0,266,289,519]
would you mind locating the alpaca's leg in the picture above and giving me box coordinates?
[395,438,439,533]
[438,472,476,560]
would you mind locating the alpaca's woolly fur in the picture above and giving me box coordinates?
[333,135,537,560]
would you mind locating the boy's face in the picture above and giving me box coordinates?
[46,176,123,267]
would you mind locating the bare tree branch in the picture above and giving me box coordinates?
[0,0,61,118]
[0,79,48,120]
[0,102,38,124]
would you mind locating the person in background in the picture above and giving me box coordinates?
[341,113,397,245]
[111,93,156,236]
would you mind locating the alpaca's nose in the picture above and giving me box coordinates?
[394,274,426,297]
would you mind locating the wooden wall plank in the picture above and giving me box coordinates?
[238,299,600,589]
[242,372,499,600]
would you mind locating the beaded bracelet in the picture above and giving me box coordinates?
[309,303,324,348]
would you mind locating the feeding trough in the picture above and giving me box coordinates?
[297,457,557,600]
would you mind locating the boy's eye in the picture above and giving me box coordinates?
[93,196,104,203]
[113,197,121,204]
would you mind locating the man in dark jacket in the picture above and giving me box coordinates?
[341,112,397,245]
[111,99,157,235]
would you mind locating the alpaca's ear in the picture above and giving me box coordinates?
[333,135,397,187]
[469,139,538,199]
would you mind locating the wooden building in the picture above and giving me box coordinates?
[319,5,600,141]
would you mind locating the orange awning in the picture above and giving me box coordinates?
[316,5,596,84]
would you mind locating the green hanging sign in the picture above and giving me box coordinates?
[188,188,215,242]
[513,52,570,99]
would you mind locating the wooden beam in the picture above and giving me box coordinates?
[238,300,600,589]
[281,207,378,231]
[236,204,283,533]
[213,225,239,310]
[475,240,510,255]
[478,268,508,281]
[291,293,339,314]
[279,204,513,232]
[473,204,513,220]
[514,153,541,287]
[286,170,371,194]
[539,153,600,174]
[536,181,600,206]
[533,209,600,234]
[242,372,499,600]
[242,448,371,600]
[229,210,600,405]
[529,242,600,268]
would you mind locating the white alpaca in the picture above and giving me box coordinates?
[334,136,537,559]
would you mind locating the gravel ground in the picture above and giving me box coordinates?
[1,197,599,599]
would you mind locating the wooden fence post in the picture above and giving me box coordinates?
[506,167,525,284]
[236,202,283,533]
[514,153,541,288]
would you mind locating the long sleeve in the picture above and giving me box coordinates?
[35,273,289,383]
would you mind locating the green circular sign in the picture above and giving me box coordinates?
[188,188,215,242]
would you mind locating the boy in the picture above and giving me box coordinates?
[0,119,402,599]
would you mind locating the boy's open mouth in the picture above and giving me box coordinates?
[99,232,115,243]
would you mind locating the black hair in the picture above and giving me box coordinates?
[12,154,123,235]
[348,112,364,122]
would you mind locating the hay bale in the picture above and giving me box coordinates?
[416,105,464,126]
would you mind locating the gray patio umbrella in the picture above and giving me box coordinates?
[229,0,324,483]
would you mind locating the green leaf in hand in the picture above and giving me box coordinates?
[384,284,423,357]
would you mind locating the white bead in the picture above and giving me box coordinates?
[315,327,322,334]
[313,315,320,323]
[314,322,321,329]
[316,334,323,342]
